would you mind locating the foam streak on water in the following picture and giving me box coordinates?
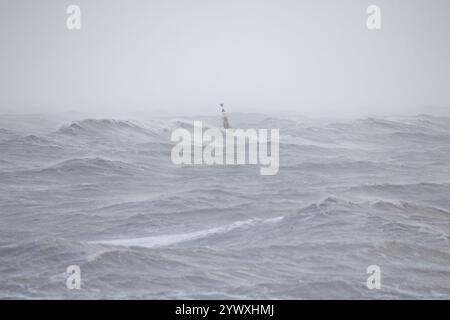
[1,113,450,299]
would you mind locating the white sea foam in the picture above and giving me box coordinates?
[1,113,450,299]
[95,216,284,248]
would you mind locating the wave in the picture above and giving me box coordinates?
[1,134,62,148]
[54,119,164,143]
[3,113,450,299]
[298,195,449,216]
[57,119,143,134]
[388,131,450,143]
[94,216,284,248]
[47,114,450,148]
[282,160,402,175]
[36,157,142,177]
[412,114,450,132]
[0,236,89,264]
[328,117,417,133]
[292,115,450,147]
[0,128,19,141]
[0,135,67,162]
[345,181,450,193]
[296,194,449,211]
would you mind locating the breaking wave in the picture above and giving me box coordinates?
[94,216,284,248]
[2,113,450,299]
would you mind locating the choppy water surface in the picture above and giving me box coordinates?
[1,113,450,299]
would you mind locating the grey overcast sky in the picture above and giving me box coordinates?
[0,0,449,117]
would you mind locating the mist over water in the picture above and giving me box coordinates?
[1,0,450,300]
[1,0,450,117]
[1,112,450,299]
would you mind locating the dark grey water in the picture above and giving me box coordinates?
[1,113,450,299]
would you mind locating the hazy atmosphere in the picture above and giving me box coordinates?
[1,0,449,117]
[2,0,450,301]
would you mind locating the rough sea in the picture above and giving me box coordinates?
[1,113,450,299]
